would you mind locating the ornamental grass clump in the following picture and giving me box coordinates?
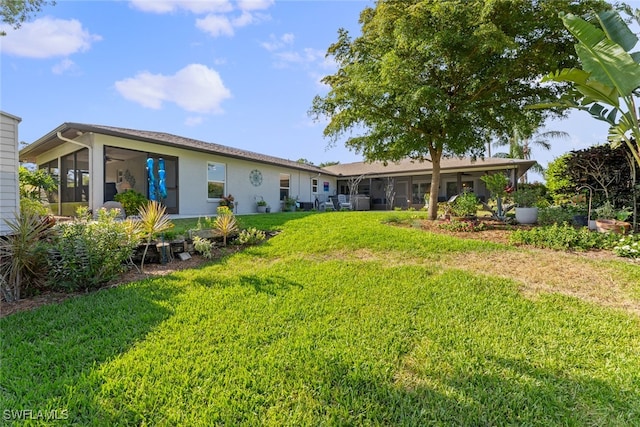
[214,206,238,246]
[137,201,174,272]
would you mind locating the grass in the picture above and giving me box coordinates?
[2,211,639,425]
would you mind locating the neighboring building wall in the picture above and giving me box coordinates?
[0,112,21,235]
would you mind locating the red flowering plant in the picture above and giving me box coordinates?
[218,194,235,207]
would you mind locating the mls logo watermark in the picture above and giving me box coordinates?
[3,409,69,421]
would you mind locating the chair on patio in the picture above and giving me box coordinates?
[323,196,336,211]
[337,194,351,210]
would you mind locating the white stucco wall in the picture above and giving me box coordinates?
[92,134,337,216]
[0,112,21,235]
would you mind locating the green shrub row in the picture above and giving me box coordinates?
[509,223,617,251]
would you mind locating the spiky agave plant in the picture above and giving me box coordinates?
[0,211,52,301]
[213,206,238,246]
[137,201,173,272]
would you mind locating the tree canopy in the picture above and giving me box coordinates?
[310,0,611,219]
[1,0,54,35]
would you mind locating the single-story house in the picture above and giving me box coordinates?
[18,122,535,216]
[1,111,22,235]
[325,157,535,210]
[19,123,338,216]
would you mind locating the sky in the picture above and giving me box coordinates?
[0,0,626,182]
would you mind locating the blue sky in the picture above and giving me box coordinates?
[0,0,621,181]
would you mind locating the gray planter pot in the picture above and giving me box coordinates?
[515,207,538,225]
[257,205,267,213]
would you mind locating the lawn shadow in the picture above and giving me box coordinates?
[308,352,639,425]
[0,277,182,413]
[238,274,304,295]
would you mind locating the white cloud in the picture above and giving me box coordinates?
[114,64,232,114]
[52,58,76,75]
[260,33,294,52]
[130,0,273,38]
[0,17,101,59]
[185,116,204,126]
[129,0,233,14]
[281,33,295,44]
[232,11,254,27]
[196,14,234,37]
[237,0,274,11]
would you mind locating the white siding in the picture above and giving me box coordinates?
[0,112,21,235]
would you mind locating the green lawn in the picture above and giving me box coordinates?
[2,212,639,425]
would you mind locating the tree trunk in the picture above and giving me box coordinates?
[427,149,442,220]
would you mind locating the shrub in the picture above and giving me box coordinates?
[509,223,616,251]
[613,234,640,259]
[20,197,51,217]
[450,192,478,217]
[18,166,57,201]
[114,190,148,217]
[46,208,139,292]
[0,212,52,301]
[538,205,584,226]
[192,236,214,259]
[237,227,266,245]
[513,187,541,208]
[438,219,490,232]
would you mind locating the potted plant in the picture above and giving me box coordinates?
[513,187,540,224]
[449,191,478,219]
[595,201,632,234]
[256,198,268,213]
[218,194,235,209]
[283,196,297,212]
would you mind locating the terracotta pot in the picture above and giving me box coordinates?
[595,219,631,234]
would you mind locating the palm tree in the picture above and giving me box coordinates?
[493,127,568,183]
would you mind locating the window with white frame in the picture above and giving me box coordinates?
[412,180,431,204]
[312,177,318,194]
[279,173,290,200]
[207,162,226,199]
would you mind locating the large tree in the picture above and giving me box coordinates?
[1,0,54,35]
[310,0,610,219]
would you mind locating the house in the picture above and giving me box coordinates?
[19,122,535,216]
[0,111,22,235]
[18,123,338,216]
[325,157,535,210]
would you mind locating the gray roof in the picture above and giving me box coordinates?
[19,122,536,179]
[19,122,329,174]
[324,157,536,179]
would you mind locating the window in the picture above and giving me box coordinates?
[61,148,89,203]
[279,173,290,200]
[207,162,226,199]
[412,181,430,204]
[446,181,474,199]
[312,178,318,194]
[39,159,59,203]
